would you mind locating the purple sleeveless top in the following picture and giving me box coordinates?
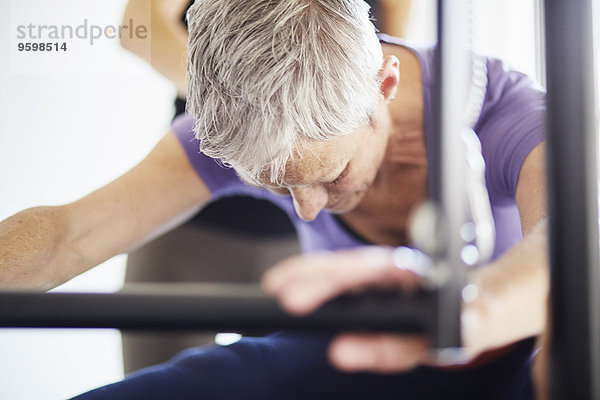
[172,39,545,260]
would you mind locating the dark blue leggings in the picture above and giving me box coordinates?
[72,333,536,400]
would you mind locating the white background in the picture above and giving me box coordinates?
[1,0,174,398]
[0,0,595,399]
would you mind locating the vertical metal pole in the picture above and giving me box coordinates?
[544,1,600,399]
[533,0,546,87]
[432,0,471,351]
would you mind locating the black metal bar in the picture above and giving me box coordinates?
[0,284,435,334]
[544,1,600,399]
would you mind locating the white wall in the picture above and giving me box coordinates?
[405,0,538,82]
[0,0,175,398]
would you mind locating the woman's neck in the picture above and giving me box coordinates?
[381,43,427,169]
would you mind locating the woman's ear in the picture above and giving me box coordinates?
[378,55,400,102]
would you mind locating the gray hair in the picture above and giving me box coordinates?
[186,0,383,184]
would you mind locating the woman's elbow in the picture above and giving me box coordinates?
[119,1,150,56]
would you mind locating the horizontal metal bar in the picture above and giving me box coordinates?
[0,283,436,334]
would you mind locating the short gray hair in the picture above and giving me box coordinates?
[186,0,383,184]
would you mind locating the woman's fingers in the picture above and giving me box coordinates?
[262,246,419,315]
[328,333,430,373]
[262,247,449,374]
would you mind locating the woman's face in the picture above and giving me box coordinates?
[250,117,390,221]
[235,54,401,221]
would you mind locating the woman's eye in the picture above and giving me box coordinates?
[327,166,349,186]
[329,176,343,185]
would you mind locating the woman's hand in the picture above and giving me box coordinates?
[263,223,549,374]
[262,246,433,373]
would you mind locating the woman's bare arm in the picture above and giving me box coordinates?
[0,131,210,290]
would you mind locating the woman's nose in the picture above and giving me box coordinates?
[290,185,328,221]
